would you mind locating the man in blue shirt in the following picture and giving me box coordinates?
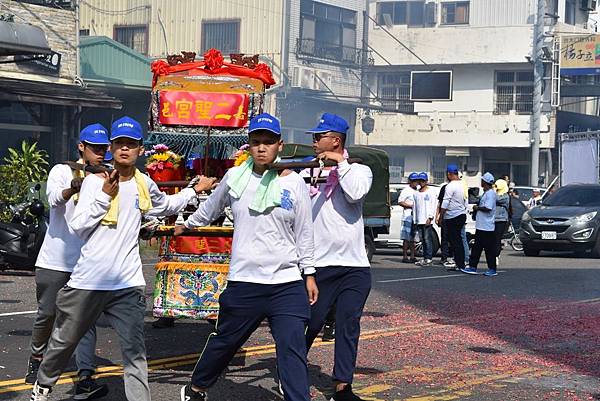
[461,172,498,276]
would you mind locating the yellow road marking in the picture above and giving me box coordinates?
[2,295,597,395]
[403,368,541,401]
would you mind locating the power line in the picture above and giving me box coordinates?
[79,1,150,16]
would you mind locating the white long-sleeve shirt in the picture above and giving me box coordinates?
[68,173,195,290]
[35,164,83,272]
[184,168,315,284]
[309,160,373,268]
[413,188,438,225]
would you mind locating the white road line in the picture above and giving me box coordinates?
[377,271,507,283]
[0,310,37,317]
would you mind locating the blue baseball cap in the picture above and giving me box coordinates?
[79,123,109,145]
[111,116,143,141]
[408,172,419,181]
[447,164,459,174]
[418,172,429,181]
[306,113,349,135]
[248,113,281,136]
[482,172,495,184]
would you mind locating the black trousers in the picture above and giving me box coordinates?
[306,267,371,384]
[469,229,497,271]
[191,281,310,401]
[494,221,508,257]
[445,214,467,269]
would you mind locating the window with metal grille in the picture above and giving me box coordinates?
[201,20,240,55]
[441,2,470,25]
[79,29,89,36]
[376,1,426,26]
[299,0,358,63]
[494,71,534,114]
[114,25,148,55]
[378,72,415,113]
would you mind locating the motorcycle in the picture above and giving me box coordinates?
[0,184,48,271]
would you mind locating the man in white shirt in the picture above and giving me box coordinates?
[26,124,109,399]
[176,113,318,401]
[31,117,209,401]
[528,189,542,209]
[304,113,373,401]
[413,173,438,267]
[461,172,498,276]
[399,173,419,263]
[440,164,468,271]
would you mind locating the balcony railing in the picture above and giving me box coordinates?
[296,38,365,66]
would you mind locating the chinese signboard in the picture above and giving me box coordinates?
[159,91,249,127]
[560,35,600,76]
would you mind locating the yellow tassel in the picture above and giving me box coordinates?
[154,262,230,273]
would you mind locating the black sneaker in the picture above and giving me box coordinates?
[74,376,109,400]
[322,323,335,342]
[152,317,175,329]
[25,356,42,384]
[330,384,364,401]
[180,384,208,401]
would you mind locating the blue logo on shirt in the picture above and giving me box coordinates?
[280,189,293,210]
[135,195,139,210]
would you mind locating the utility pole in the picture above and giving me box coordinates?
[530,0,545,186]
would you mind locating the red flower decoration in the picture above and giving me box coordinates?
[203,49,224,71]
[151,60,170,76]
[253,63,275,85]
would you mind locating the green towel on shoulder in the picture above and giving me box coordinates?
[227,156,281,213]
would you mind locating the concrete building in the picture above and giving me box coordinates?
[79,0,369,145]
[277,0,368,144]
[0,1,119,163]
[357,0,597,186]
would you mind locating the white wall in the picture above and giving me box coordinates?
[369,0,535,65]
[356,64,553,148]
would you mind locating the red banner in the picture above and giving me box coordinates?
[159,91,249,127]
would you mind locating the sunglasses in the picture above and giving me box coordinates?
[312,133,336,142]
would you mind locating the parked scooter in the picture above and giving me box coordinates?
[0,184,48,271]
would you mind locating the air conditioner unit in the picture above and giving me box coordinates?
[581,0,597,11]
[291,66,316,89]
[314,70,333,91]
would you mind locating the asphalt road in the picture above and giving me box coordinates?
[1,246,600,401]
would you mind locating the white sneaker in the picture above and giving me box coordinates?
[30,382,51,401]
[416,259,433,267]
[443,260,457,268]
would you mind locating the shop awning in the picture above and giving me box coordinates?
[0,77,122,109]
[0,21,50,56]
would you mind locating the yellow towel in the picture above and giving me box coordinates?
[71,159,85,203]
[101,169,152,226]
